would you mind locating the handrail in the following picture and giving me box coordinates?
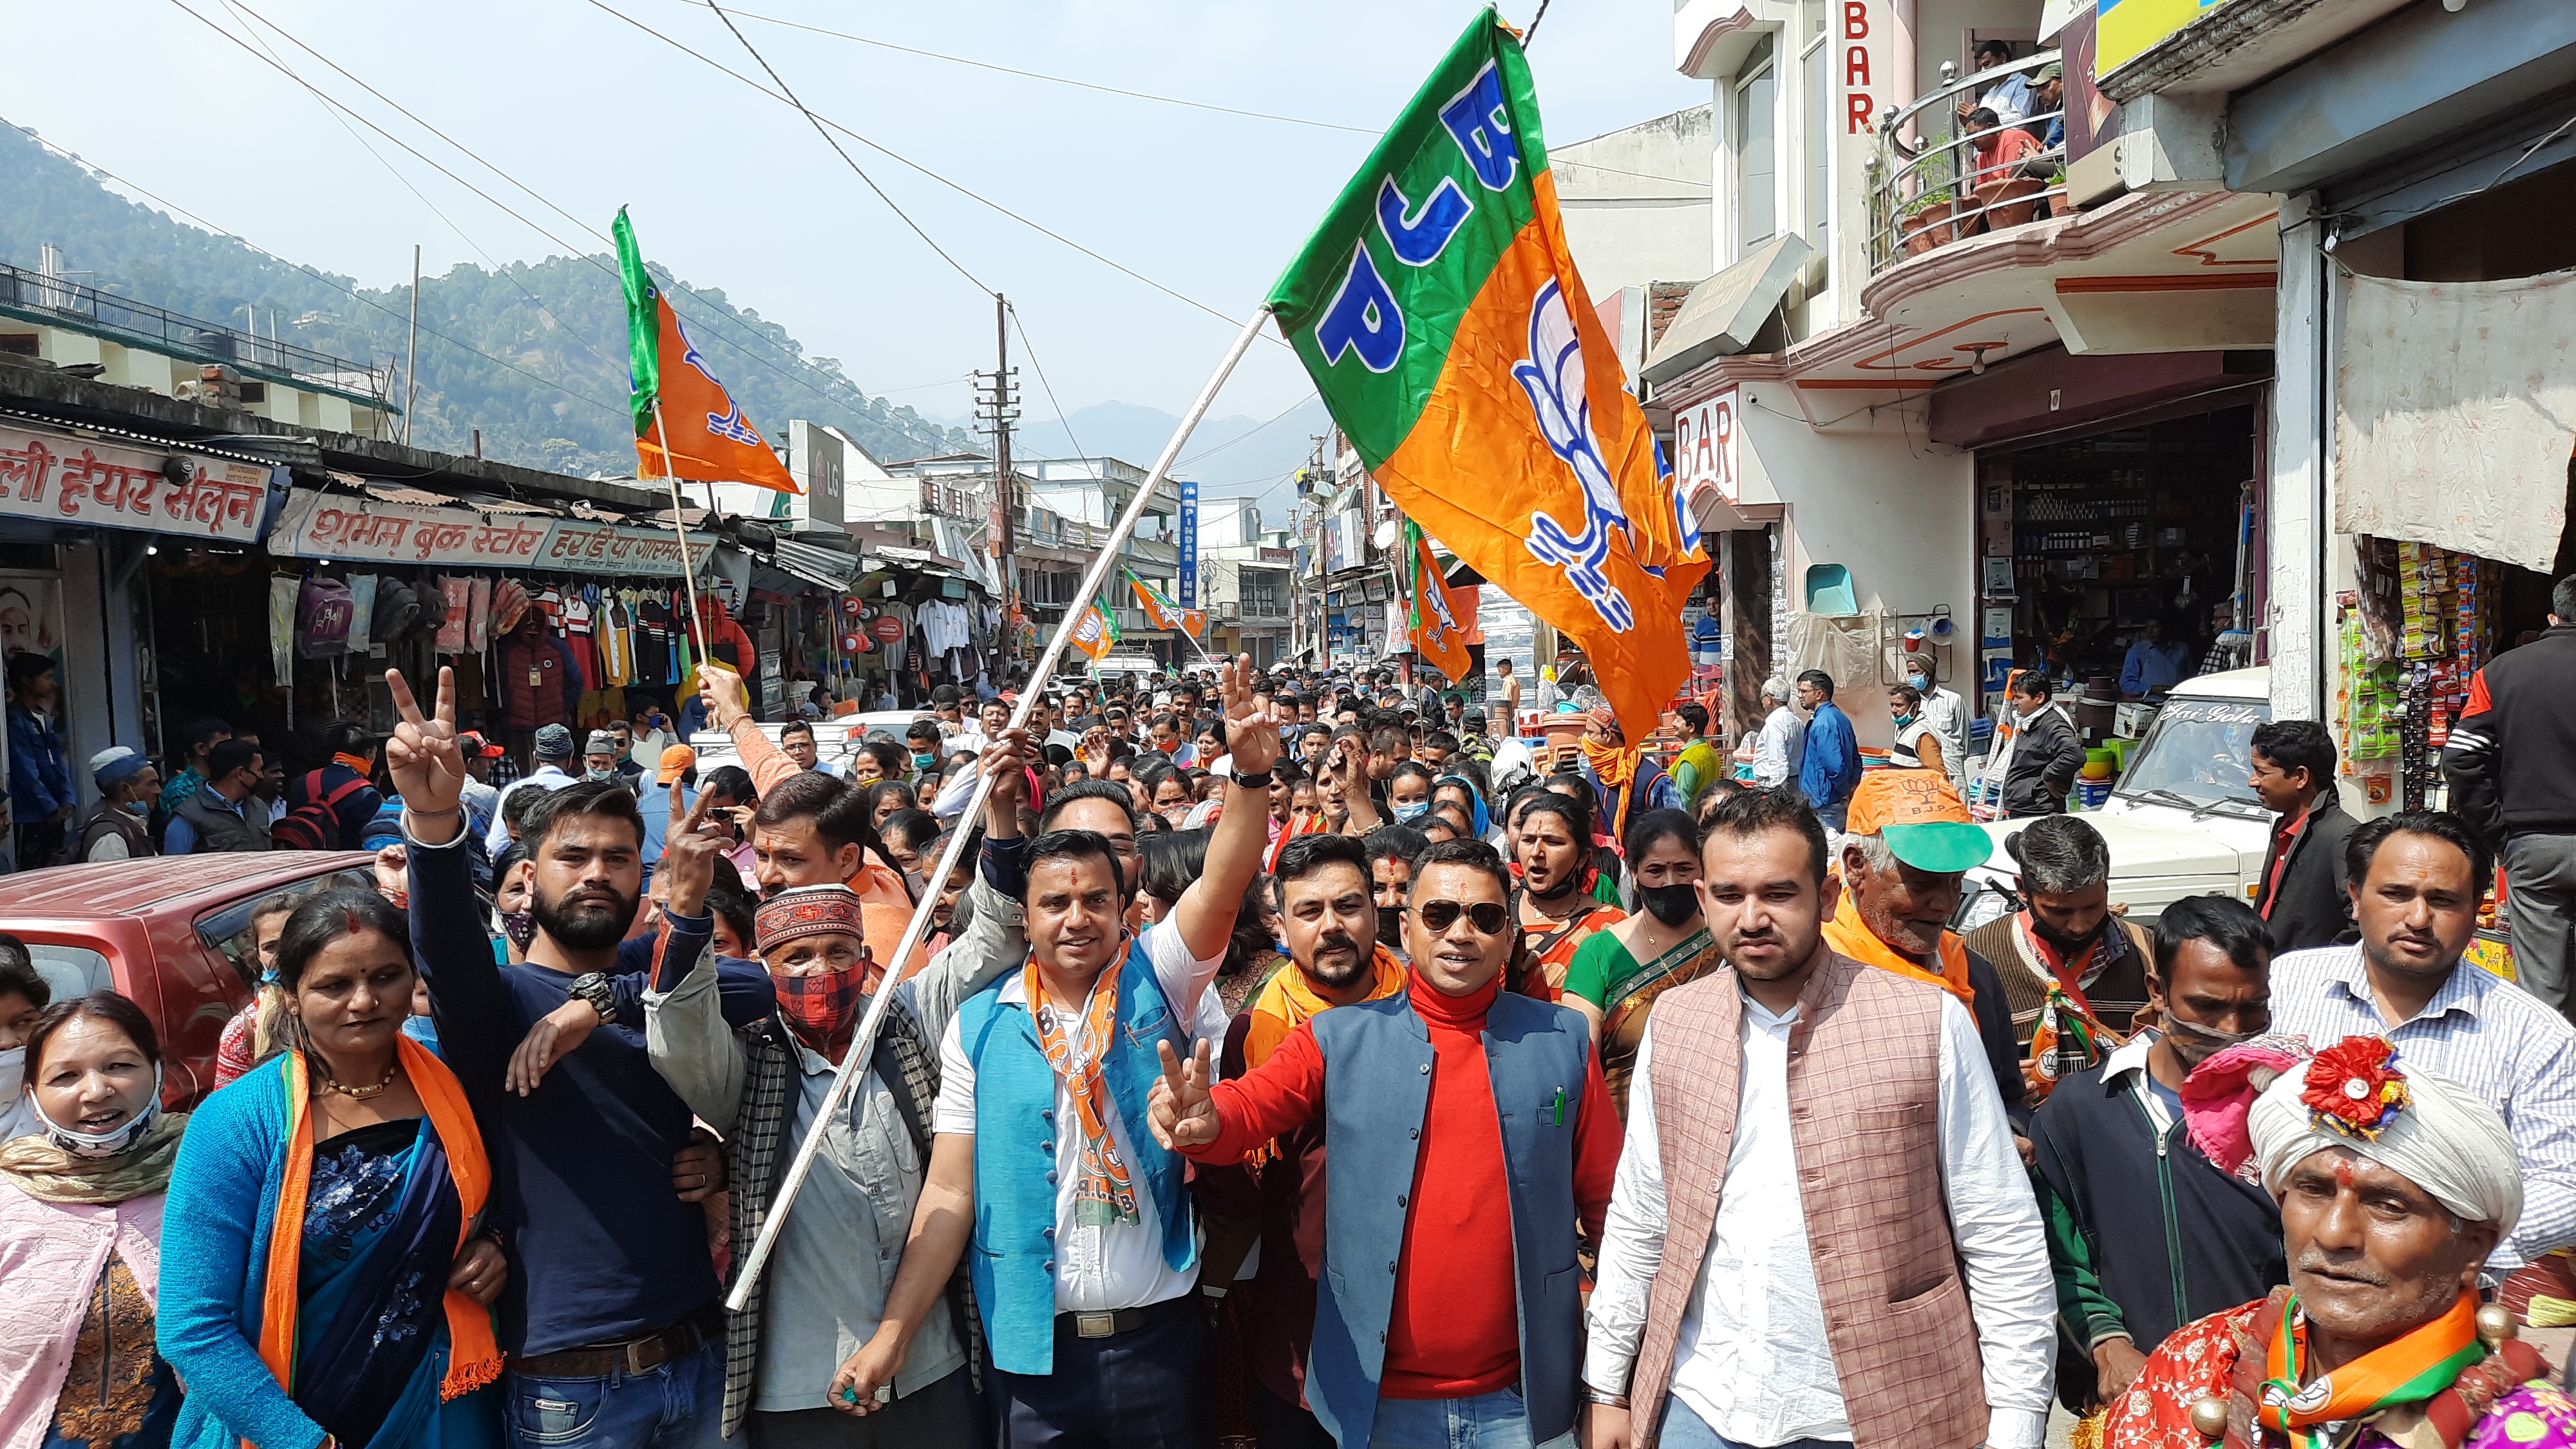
[0,259,390,399]
[1866,50,2069,276]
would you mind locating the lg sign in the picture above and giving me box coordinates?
[1672,386,1739,504]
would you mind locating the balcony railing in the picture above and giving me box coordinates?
[1866,50,2068,276]
[0,260,392,399]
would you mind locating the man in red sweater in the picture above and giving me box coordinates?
[1153,838,1618,1449]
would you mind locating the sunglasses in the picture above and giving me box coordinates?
[1410,899,1510,936]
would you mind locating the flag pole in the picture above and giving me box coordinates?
[649,398,711,666]
[725,301,1277,1312]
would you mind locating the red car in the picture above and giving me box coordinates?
[0,851,381,1107]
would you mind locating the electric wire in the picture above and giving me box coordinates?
[167,0,951,437]
[15,128,622,418]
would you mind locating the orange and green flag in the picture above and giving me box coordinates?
[1068,594,1120,661]
[1403,522,1473,683]
[1267,8,1707,737]
[614,207,800,493]
[1124,567,1204,636]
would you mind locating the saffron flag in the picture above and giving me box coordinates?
[1125,568,1204,636]
[1403,522,1474,683]
[613,208,800,494]
[1267,8,1707,738]
[1069,595,1120,661]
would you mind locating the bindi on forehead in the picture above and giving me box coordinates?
[2334,1157,2356,1189]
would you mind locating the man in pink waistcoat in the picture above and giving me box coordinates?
[1580,785,2056,1449]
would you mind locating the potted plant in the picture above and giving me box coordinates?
[1899,187,1960,255]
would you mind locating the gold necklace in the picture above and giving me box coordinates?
[314,1057,399,1100]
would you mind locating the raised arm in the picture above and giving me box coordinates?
[910,737,1036,1037]
[644,787,747,1126]
[1173,656,1288,963]
[699,661,797,797]
[387,667,520,1088]
[1158,1025,1327,1164]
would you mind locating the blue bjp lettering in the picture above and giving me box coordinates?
[1376,175,1473,266]
[1314,243,1404,373]
[1439,62,1518,191]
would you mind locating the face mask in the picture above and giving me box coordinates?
[2161,1012,2257,1053]
[122,798,151,817]
[1392,801,1431,824]
[0,1045,22,1103]
[584,767,616,784]
[1376,905,1406,947]
[1639,882,1700,928]
[2031,913,2105,954]
[776,963,867,1048]
[1906,673,1929,691]
[1892,712,1917,728]
[501,911,538,951]
[912,752,936,770]
[32,1063,163,1159]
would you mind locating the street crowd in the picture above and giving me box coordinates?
[3,573,2576,1449]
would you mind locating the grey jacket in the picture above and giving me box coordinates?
[646,872,1023,1435]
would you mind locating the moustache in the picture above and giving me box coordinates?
[2292,1250,2388,1287]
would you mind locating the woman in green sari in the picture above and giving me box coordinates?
[1560,808,1723,1117]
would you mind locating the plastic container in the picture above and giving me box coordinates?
[2076,781,2113,808]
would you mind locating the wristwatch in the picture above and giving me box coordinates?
[568,972,618,1026]
[1227,767,1275,790]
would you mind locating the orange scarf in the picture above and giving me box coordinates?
[258,1035,502,1425]
[1025,954,1141,1226]
[1820,881,1975,1009]
[1579,736,1646,842]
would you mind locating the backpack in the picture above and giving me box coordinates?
[272,769,374,851]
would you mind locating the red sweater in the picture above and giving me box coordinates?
[1185,969,1620,1400]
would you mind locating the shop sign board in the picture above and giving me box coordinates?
[1671,386,1741,504]
[269,488,713,577]
[0,424,273,543]
[1177,478,1199,609]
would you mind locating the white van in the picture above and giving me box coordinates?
[1961,667,2278,927]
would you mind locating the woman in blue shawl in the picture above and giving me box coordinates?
[159,889,505,1449]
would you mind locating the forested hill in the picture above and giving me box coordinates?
[0,120,975,476]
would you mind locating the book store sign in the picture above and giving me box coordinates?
[0,424,276,542]
[269,488,713,578]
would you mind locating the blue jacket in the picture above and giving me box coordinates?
[1798,701,1862,810]
[1306,992,1593,1449]
[954,938,1194,1374]
[6,702,73,820]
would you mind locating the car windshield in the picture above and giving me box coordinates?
[194,868,375,989]
[2115,696,2272,809]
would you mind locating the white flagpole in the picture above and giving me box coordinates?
[726,303,1276,1311]
[649,398,711,662]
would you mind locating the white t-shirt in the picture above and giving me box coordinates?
[934,918,1229,1312]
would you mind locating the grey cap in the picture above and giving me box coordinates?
[585,729,620,757]
[535,723,574,759]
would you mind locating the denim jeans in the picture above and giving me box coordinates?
[506,1332,725,1448]
[1652,1394,1852,1449]
[1366,1387,1575,1449]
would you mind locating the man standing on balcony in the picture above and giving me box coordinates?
[1957,39,2032,123]
[2026,62,2065,149]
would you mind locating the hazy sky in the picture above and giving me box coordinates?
[1,0,1705,434]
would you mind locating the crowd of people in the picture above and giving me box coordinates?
[3,605,2576,1448]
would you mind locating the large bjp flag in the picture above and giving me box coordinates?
[1267,8,1705,738]
[614,208,800,493]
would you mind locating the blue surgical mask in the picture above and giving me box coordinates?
[1906,672,1929,690]
[1893,712,1917,728]
[1393,801,1432,823]
[912,752,936,769]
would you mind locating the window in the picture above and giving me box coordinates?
[1735,36,1778,251]
[1803,21,1831,265]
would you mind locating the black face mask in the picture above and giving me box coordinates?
[1638,883,1699,928]
[1376,905,1405,949]
[2031,912,2105,954]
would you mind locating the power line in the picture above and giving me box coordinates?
[15,126,622,418]
[166,0,949,437]
[691,2,1376,135]
[703,0,992,296]
[584,0,1283,344]
[1180,390,1320,467]
[1006,302,1088,464]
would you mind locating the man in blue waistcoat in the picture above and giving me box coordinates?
[1151,838,1623,1449]
[835,656,1287,1448]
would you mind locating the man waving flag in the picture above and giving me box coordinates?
[614,207,799,493]
[1267,7,1706,738]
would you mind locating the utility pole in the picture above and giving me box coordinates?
[973,294,1021,663]
[401,244,420,445]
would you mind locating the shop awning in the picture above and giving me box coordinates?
[1642,235,1812,387]
[2334,268,2576,573]
[871,543,979,587]
[772,538,860,592]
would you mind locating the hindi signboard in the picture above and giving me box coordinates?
[0,424,274,543]
[269,489,713,578]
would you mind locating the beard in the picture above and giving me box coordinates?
[531,878,641,951]
[1302,929,1371,989]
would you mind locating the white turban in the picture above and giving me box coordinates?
[2248,1037,2521,1242]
